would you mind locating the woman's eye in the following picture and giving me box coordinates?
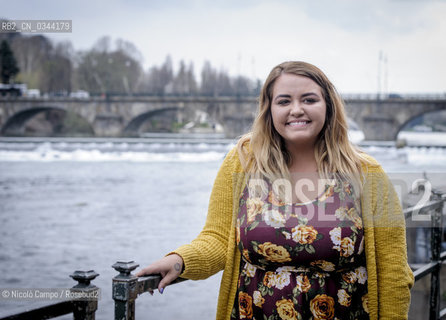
[277,100,290,105]
[303,98,317,104]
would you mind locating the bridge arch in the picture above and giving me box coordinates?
[1,106,94,136]
[123,106,222,136]
[123,107,181,135]
[396,109,446,137]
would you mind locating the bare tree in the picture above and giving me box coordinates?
[75,37,144,95]
[10,35,52,89]
[201,60,218,96]
[143,55,174,95]
[186,62,197,95]
[217,69,232,96]
[172,60,188,95]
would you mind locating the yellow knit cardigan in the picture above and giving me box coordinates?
[172,147,414,319]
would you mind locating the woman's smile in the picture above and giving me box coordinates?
[286,120,312,127]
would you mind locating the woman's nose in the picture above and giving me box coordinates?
[289,101,304,116]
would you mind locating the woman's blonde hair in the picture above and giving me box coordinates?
[237,61,371,187]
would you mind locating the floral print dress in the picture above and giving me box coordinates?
[231,178,369,320]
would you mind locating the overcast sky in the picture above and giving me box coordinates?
[2,0,446,93]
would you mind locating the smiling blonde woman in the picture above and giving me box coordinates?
[137,61,414,320]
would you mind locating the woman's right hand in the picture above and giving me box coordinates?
[135,253,184,294]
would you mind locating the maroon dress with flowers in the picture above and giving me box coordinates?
[231,178,369,320]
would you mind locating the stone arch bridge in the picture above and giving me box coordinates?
[0,95,445,140]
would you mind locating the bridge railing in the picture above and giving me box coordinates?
[341,92,446,101]
[0,271,100,320]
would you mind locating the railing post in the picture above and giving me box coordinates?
[70,270,100,320]
[112,260,139,320]
[429,191,444,320]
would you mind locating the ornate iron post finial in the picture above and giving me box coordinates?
[112,260,140,320]
[70,270,100,320]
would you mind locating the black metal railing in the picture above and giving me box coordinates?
[0,270,99,320]
[405,188,446,320]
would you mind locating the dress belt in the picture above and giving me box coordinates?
[242,258,360,275]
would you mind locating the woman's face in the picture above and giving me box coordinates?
[270,73,326,149]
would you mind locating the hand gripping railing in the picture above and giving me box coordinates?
[0,270,100,320]
[111,260,186,320]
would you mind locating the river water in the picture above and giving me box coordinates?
[0,132,445,319]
